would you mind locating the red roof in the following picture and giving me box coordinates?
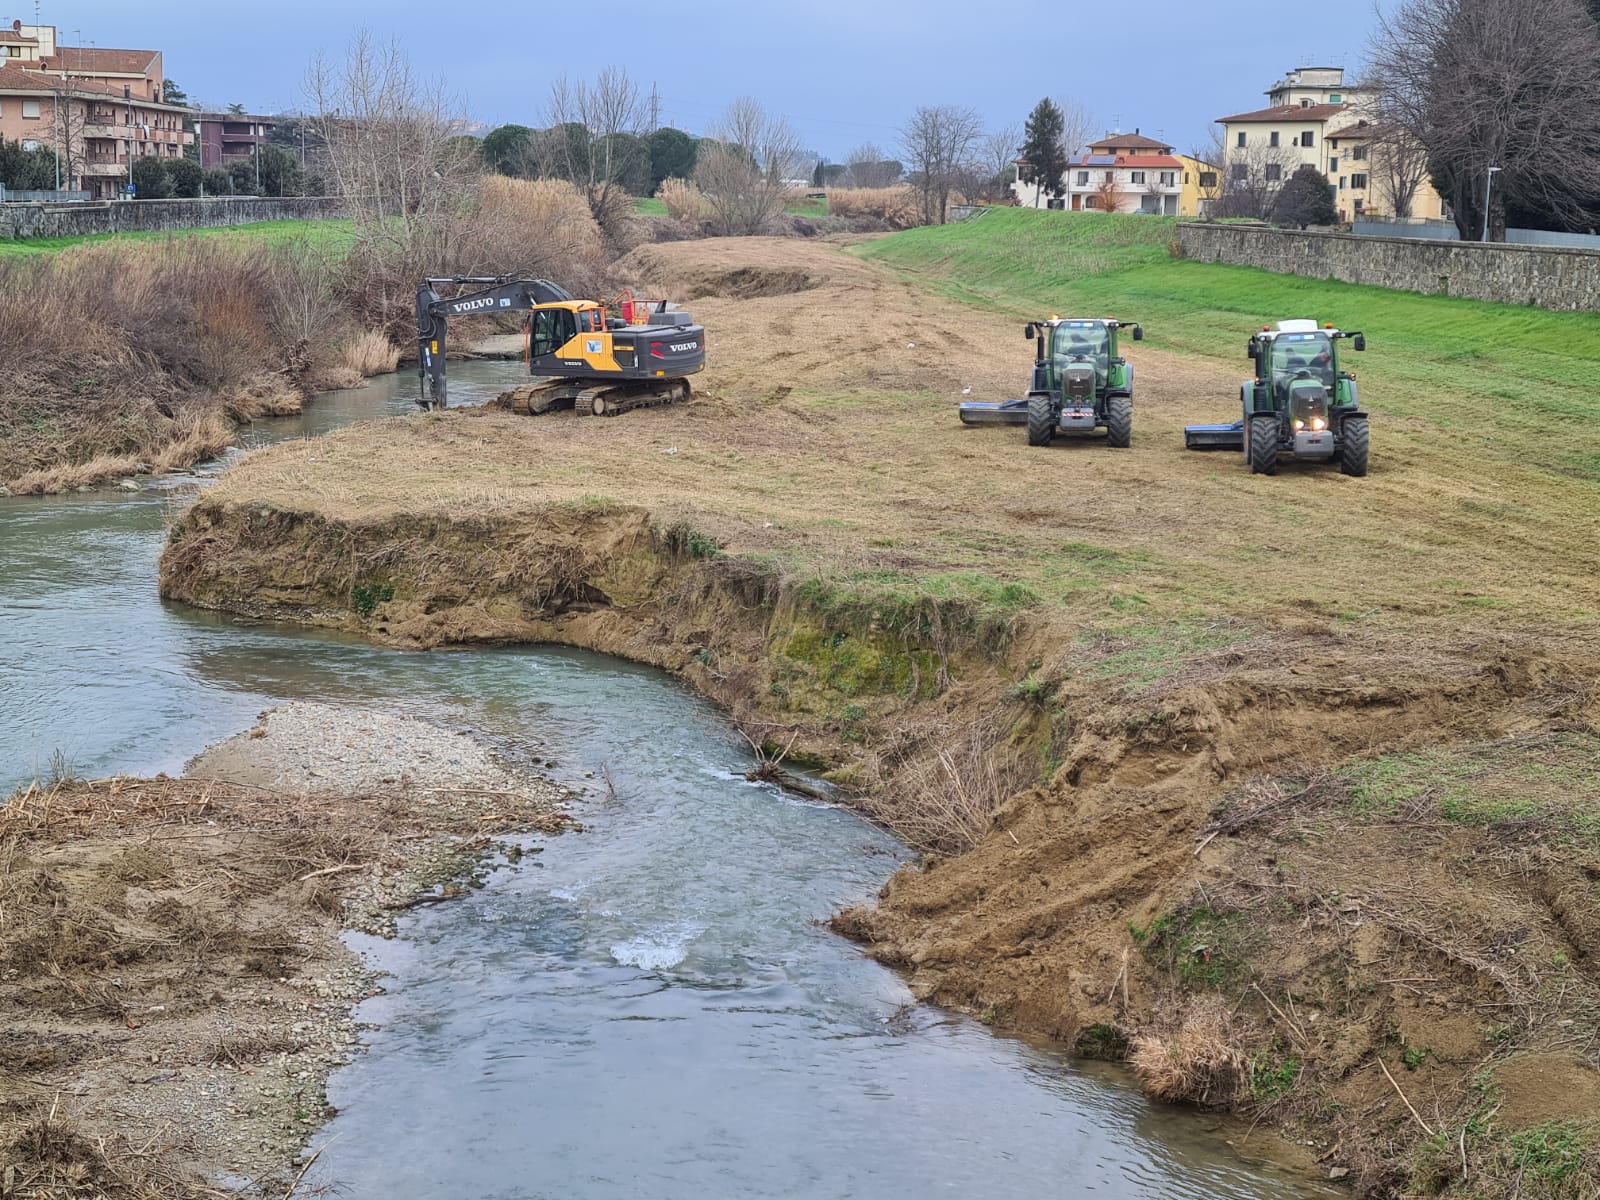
[1217,102,1351,124]
[1088,132,1172,152]
[0,63,176,104]
[43,46,160,76]
[1071,153,1183,169]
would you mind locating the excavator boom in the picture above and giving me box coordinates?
[416,276,574,409]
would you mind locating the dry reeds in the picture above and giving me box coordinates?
[826,187,925,230]
[1130,996,1250,1105]
[859,727,1030,855]
[659,177,712,223]
[339,329,400,378]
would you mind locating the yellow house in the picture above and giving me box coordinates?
[1176,155,1219,217]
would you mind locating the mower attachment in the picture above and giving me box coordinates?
[958,398,1029,426]
[1184,421,1245,450]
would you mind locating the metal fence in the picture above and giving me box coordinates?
[1352,217,1600,249]
[0,188,92,203]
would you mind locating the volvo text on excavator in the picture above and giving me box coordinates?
[414,277,706,415]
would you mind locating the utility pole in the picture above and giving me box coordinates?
[1480,165,1501,242]
[125,85,133,198]
[649,83,660,133]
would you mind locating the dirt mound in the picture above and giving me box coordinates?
[682,266,817,299]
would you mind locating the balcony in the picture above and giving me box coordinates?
[82,161,129,177]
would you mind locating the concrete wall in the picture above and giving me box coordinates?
[1176,222,1600,313]
[0,196,343,240]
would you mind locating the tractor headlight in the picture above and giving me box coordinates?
[1293,419,1304,431]
[1312,417,1326,431]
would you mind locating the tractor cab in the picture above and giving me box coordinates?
[1185,318,1369,476]
[1050,321,1112,390]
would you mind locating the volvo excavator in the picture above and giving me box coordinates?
[415,276,706,415]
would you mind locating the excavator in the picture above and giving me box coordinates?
[414,277,706,414]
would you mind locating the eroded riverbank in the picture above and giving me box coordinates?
[149,234,1600,1194]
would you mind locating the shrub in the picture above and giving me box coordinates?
[658,176,711,223]
[826,187,925,230]
[1130,997,1250,1105]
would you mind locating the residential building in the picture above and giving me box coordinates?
[1214,66,1445,222]
[196,112,275,171]
[1176,155,1218,218]
[0,22,192,199]
[1012,129,1185,215]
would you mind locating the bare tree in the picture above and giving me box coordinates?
[1188,131,1228,217]
[1093,174,1124,213]
[693,97,805,235]
[1362,119,1431,218]
[546,66,649,230]
[843,142,899,189]
[901,104,983,224]
[50,87,89,191]
[1052,98,1094,163]
[1370,0,1600,238]
[1209,136,1299,220]
[305,31,476,241]
[979,124,1021,201]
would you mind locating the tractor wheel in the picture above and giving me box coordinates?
[1026,395,1055,447]
[1247,415,1279,475]
[1340,416,1370,477]
[1105,395,1132,448]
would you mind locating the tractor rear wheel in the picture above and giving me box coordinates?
[1026,395,1055,446]
[1340,416,1370,477]
[1105,395,1132,448]
[1247,415,1279,475]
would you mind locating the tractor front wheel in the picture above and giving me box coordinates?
[1027,395,1055,447]
[1247,415,1279,475]
[1105,395,1132,448]
[1340,416,1370,477]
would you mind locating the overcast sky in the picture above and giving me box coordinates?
[60,0,1379,157]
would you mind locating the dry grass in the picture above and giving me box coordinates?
[340,329,400,378]
[659,177,712,223]
[826,187,924,229]
[0,1105,214,1200]
[860,727,1031,855]
[5,453,145,495]
[1130,996,1250,1105]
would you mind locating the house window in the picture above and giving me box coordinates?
[1047,197,1065,210]
[1084,195,1097,209]
[21,99,40,119]
[1270,131,1280,147]
[1160,171,1175,186]
[1354,198,1364,213]
[1330,157,1339,171]
[1237,131,1247,148]
[1352,145,1368,161]
[1266,164,1282,182]
[1199,171,1217,188]
[1339,176,1347,189]
[1351,173,1368,189]
[1130,171,1145,184]
[1231,163,1249,182]
[1329,93,1341,103]
[1300,99,1312,108]
[1104,170,1113,182]
[1301,131,1315,147]
[1077,171,1089,185]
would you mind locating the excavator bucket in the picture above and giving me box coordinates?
[1184,421,1246,450]
[958,398,1030,425]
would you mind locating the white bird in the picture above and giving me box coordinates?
[961,387,972,395]
[906,341,916,348]
[665,447,678,455]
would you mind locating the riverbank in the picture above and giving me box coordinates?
[0,706,572,1197]
[155,228,1600,1195]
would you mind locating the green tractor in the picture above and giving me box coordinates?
[958,317,1143,447]
[1184,320,1368,476]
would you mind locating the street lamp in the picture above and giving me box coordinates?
[1480,165,1501,242]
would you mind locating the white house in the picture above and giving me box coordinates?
[1013,130,1185,215]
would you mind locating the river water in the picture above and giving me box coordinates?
[1,366,1331,1199]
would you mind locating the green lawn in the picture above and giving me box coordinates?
[634,196,668,217]
[859,209,1600,475]
[786,195,829,218]
[0,218,357,257]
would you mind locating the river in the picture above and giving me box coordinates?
[0,364,1333,1199]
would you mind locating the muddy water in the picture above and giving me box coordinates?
[0,367,1332,1199]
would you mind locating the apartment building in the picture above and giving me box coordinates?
[1215,66,1444,221]
[196,112,274,171]
[0,21,192,199]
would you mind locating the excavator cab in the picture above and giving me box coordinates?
[416,278,706,414]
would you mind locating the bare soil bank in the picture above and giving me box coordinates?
[0,715,570,1198]
[157,237,1600,1196]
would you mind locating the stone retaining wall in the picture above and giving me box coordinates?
[1176,222,1600,313]
[0,196,344,240]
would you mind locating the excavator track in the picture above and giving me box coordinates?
[573,379,690,417]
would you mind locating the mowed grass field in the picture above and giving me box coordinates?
[0,218,356,258]
[194,220,1600,684]
[861,210,1600,481]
